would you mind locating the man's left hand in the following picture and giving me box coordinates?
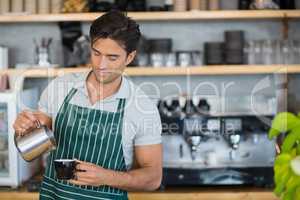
[69,160,110,187]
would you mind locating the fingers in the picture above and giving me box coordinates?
[69,180,88,186]
[14,118,34,136]
[74,159,82,163]
[35,111,52,127]
[22,110,38,122]
[69,178,95,186]
[68,161,105,187]
[74,171,93,180]
[13,110,39,136]
[75,162,95,172]
[75,159,93,165]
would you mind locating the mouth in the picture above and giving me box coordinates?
[95,69,122,75]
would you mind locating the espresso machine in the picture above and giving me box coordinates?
[158,96,276,187]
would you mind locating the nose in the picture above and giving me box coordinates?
[97,56,108,69]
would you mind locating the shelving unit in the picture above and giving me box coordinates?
[0,10,298,77]
[0,10,299,23]
[1,65,300,78]
[0,11,298,80]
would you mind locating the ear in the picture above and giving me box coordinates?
[125,50,137,66]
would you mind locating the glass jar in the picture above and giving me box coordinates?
[38,0,50,14]
[150,53,165,67]
[24,0,37,14]
[165,53,176,67]
[174,0,188,11]
[11,0,24,13]
[177,51,192,67]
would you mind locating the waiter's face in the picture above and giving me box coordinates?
[90,38,136,84]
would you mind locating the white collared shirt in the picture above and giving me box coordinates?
[38,71,162,169]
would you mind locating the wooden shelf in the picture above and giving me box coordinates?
[0,187,279,200]
[285,10,300,19]
[1,65,300,77]
[0,10,299,23]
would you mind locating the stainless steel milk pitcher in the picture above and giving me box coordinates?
[14,124,56,162]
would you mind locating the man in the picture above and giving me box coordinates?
[13,11,162,200]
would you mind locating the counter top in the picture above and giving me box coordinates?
[0,186,279,200]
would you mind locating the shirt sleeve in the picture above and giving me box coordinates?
[134,97,162,146]
[38,75,70,119]
[38,79,55,118]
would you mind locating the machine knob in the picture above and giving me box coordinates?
[178,174,185,180]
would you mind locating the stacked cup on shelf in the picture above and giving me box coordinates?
[204,30,245,65]
[245,40,300,65]
[204,42,225,65]
[148,39,173,68]
[224,31,245,65]
[133,37,203,67]
[0,0,63,14]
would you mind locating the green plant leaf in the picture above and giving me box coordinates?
[296,143,300,155]
[274,166,292,196]
[290,148,297,158]
[275,153,292,166]
[269,112,300,139]
[294,186,300,199]
[275,164,290,186]
[286,174,300,194]
[281,129,300,153]
[282,189,294,200]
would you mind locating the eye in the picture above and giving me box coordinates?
[93,51,100,56]
[92,49,101,56]
[108,56,118,61]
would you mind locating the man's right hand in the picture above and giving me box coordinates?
[13,110,52,137]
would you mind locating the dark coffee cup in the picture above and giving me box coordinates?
[54,159,77,180]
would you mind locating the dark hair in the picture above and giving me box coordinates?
[89,11,141,54]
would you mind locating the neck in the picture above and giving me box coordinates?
[86,72,122,104]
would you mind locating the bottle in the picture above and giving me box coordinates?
[199,0,208,10]
[0,0,10,14]
[24,0,37,14]
[51,0,62,13]
[190,0,201,10]
[238,0,251,10]
[164,0,174,11]
[38,0,50,14]
[174,0,188,11]
[208,0,220,10]
[11,0,24,13]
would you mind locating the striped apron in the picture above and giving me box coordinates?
[40,88,128,200]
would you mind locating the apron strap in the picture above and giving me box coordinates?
[116,98,126,117]
[64,88,78,104]
[55,88,78,118]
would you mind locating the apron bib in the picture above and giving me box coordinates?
[40,88,128,200]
